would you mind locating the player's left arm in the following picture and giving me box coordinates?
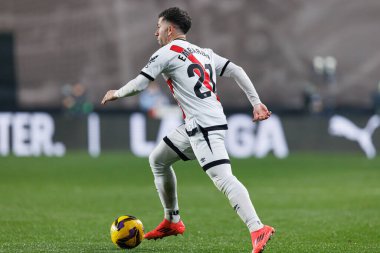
[222,62,271,122]
[212,51,271,122]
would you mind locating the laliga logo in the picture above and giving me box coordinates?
[129,113,289,159]
[329,115,380,159]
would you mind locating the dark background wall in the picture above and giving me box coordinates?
[0,0,379,111]
[0,33,17,109]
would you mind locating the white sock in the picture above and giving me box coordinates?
[206,164,264,232]
[164,209,181,223]
[149,140,181,223]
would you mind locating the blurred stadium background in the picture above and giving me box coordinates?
[1,0,380,110]
[1,1,380,252]
[1,0,379,157]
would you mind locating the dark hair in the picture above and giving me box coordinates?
[159,7,192,34]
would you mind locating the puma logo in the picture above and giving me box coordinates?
[329,115,380,159]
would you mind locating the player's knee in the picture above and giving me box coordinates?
[210,173,235,194]
[206,164,233,192]
[212,173,245,197]
[149,150,161,169]
[222,175,239,194]
[212,176,227,193]
[149,147,171,171]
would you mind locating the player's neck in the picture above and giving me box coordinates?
[170,34,186,42]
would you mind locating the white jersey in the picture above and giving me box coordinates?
[141,39,230,130]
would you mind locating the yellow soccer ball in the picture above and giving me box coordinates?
[110,215,145,249]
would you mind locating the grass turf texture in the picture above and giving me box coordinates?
[0,153,379,253]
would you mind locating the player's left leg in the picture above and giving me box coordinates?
[145,125,195,240]
[145,140,185,240]
[148,140,181,222]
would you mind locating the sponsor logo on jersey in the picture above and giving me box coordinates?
[145,55,159,68]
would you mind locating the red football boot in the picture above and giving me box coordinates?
[251,225,275,253]
[144,219,185,240]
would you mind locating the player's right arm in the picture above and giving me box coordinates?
[213,51,271,122]
[101,75,152,105]
[101,46,171,105]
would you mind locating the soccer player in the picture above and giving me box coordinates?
[101,7,275,253]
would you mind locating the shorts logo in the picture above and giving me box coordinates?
[200,157,206,163]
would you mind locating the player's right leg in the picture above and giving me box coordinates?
[145,125,195,240]
[206,164,275,253]
[189,129,275,252]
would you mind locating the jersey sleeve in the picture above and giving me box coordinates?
[212,51,231,77]
[140,47,171,81]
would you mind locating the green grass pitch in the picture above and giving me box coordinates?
[1,153,379,253]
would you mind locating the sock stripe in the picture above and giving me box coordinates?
[202,159,231,171]
[168,210,180,215]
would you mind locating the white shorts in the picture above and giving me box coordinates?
[163,124,231,171]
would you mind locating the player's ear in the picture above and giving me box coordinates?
[167,25,173,36]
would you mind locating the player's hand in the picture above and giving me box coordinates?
[101,90,118,105]
[253,103,272,122]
